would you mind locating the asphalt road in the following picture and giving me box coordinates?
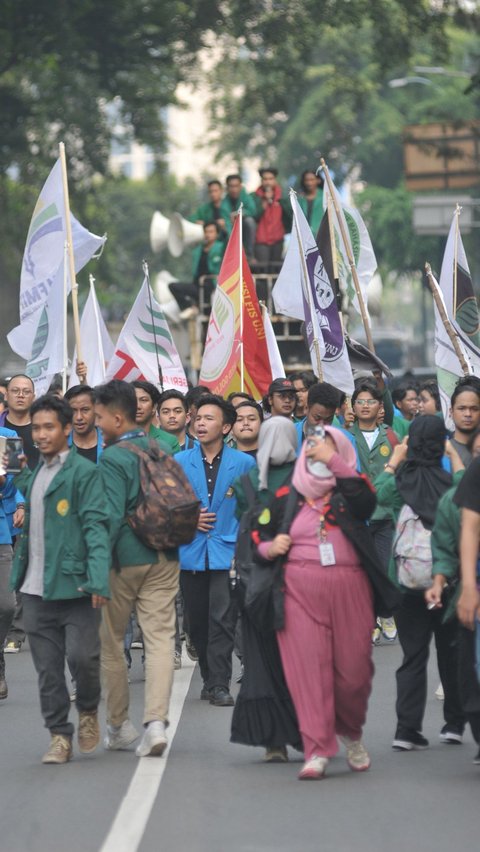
[0,638,478,852]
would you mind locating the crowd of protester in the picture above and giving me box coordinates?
[1,364,480,780]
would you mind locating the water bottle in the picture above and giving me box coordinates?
[306,424,330,477]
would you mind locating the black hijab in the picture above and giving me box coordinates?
[395,415,452,529]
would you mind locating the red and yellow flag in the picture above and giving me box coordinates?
[200,216,275,398]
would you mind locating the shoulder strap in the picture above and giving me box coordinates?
[279,485,301,534]
[386,427,399,449]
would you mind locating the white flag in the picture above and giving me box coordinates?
[261,304,285,380]
[323,180,377,317]
[273,193,354,394]
[68,280,114,388]
[7,158,106,360]
[105,276,188,392]
[434,211,480,427]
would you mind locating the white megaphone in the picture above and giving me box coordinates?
[150,211,171,253]
[168,213,204,257]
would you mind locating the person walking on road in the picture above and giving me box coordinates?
[9,395,110,764]
[95,380,181,758]
[253,427,398,779]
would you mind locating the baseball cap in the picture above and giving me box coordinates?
[268,378,295,395]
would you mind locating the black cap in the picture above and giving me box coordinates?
[268,378,295,395]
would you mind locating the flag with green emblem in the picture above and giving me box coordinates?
[105,276,188,392]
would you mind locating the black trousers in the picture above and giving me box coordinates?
[254,240,284,273]
[458,626,480,744]
[180,570,237,691]
[23,594,101,736]
[395,591,465,733]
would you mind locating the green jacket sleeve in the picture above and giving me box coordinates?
[98,452,131,550]
[382,389,394,427]
[14,467,34,495]
[373,471,403,520]
[431,473,464,579]
[75,465,111,597]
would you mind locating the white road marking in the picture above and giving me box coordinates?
[99,658,195,852]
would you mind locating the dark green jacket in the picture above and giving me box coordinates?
[298,191,324,236]
[191,201,223,225]
[351,423,397,521]
[11,450,111,600]
[98,435,176,569]
[220,190,257,234]
[233,463,294,518]
[191,240,225,281]
[148,424,180,455]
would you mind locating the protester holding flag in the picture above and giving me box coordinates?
[64,385,103,464]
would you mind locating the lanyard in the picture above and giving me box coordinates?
[111,430,146,445]
[305,496,331,543]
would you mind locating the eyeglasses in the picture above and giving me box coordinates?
[354,399,378,406]
[8,388,33,396]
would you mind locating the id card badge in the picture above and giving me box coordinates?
[319,542,336,567]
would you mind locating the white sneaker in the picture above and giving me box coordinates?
[104,719,139,750]
[380,617,397,642]
[340,736,371,771]
[136,721,168,757]
[435,682,445,700]
[298,756,329,780]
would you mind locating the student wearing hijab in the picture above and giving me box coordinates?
[252,426,399,779]
[374,415,464,751]
[231,418,301,762]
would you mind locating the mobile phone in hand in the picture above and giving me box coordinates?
[5,437,24,474]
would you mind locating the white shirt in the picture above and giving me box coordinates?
[361,428,379,451]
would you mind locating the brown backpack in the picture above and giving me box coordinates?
[117,440,200,550]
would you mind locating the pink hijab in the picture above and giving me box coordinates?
[292,425,357,500]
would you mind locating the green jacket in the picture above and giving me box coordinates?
[233,463,294,518]
[98,435,176,569]
[298,190,324,236]
[351,423,397,521]
[392,415,411,440]
[191,201,224,225]
[220,190,257,234]
[10,450,111,600]
[191,240,225,281]
[148,424,180,455]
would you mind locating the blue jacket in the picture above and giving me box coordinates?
[294,418,361,471]
[176,444,255,571]
[0,426,25,543]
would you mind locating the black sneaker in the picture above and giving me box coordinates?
[209,686,235,707]
[473,747,480,765]
[185,635,199,662]
[392,728,429,751]
[200,685,211,701]
[439,724,463,744]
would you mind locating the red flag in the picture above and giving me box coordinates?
[200,216,275,398]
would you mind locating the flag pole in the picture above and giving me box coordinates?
[291,191,323,381]
[142,260,164,392]
[62,241,69,393]
[320,158,375,354]
[239,205,244,391]
[425,262,470,376]
[59,142,84,379]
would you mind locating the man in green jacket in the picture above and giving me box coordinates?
[10,395,110,765]
[220,173,257,260]
[96,380,179,759]
[191,179,227,236]
[133,380,180,454]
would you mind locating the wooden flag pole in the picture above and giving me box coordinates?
[425,262,470,376]
[59,142,84,379]
[320,158,375,354]
[291,190,323,381]
[239,205,245,391]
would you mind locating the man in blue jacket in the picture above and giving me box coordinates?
[176,395,255,706]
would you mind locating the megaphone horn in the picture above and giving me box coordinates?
[149,211,171,253]
[168,213,204,258]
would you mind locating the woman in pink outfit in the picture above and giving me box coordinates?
[254,426,400,780]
